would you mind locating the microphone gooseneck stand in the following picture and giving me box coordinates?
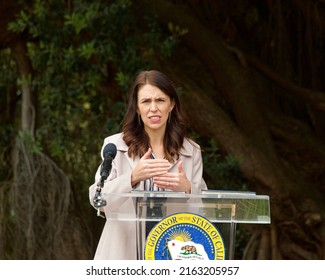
[93,177,107,218]
[93,143,117,218]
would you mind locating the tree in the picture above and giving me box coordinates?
[0,0,324,259]
[149,0,325,259]
[0,0,176,259]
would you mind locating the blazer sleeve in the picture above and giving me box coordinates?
[189,144,208,194]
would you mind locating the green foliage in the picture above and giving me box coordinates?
[8,10,30,33]
[0,49,18,181]
[1,0,251,203]
[18,131,43,154]
[202,139,249,191]
[116,71,132,92]
[0,49,17,88]
[2,0,179,195]
[168,22,189,37]
[1,0,256,259]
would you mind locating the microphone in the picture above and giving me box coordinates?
[93,143,117,215]
[100,143,117,182]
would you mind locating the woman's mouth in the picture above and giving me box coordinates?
[149,116,161,123]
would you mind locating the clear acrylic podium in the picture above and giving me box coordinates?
[104,190,270,260]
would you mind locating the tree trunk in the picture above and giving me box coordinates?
[152,0,325,259]
[11,41,35,134]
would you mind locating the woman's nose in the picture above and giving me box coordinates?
[150,102,157,111]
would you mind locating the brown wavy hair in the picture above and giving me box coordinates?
[121,70,189,162]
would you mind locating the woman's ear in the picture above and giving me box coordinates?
[170,99,175,111]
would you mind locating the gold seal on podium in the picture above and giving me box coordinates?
[144,212,225,260]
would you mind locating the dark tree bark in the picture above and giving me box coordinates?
[151,0,325,259]
[0,2,21,48]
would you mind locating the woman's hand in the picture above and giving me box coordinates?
[131,148,171,186]
[153,161,191,193]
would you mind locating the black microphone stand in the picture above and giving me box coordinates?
[93,177,107,218]
[92,143,117,218]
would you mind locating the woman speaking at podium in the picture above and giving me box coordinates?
[89,70,207,259]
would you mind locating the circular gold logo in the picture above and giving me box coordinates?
[144,212,225,260]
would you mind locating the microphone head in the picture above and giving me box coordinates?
[103,143,117,159]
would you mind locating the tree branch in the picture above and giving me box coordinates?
[246,53,325,111]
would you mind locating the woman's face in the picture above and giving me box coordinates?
[137,84,175,134]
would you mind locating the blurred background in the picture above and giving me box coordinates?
[0,0,324,260]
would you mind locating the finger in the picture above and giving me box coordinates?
[153,175,175,185]
[153,172,175,179]
[154,180,173,190]
[144,159,171,169]
[141,148,152,160]
[178,161,183,173]
[147,166,171,175]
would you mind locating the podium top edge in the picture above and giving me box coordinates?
[103,190,270,200]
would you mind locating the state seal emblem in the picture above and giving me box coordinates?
[144,212,225,260]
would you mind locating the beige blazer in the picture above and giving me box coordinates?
[89,133,207,259]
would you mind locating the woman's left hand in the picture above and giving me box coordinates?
[153,161,191,194]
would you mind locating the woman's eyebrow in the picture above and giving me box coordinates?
[140,96,166,101]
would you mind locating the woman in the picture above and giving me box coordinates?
[89,70,207,259]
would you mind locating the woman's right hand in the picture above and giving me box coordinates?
[131,148,171,186]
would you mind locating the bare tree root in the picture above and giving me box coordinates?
[10,136,71,259]
[271,224,282,259]
[242,230,261,259]
[257,229,271,259]
[0,182,10,259]
[279,220,322,260]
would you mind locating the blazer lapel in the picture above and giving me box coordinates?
[115,136,140,169]
[169,138,193,169]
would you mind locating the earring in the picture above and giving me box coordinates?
[168,112,171,124]
[138,114,142,125]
